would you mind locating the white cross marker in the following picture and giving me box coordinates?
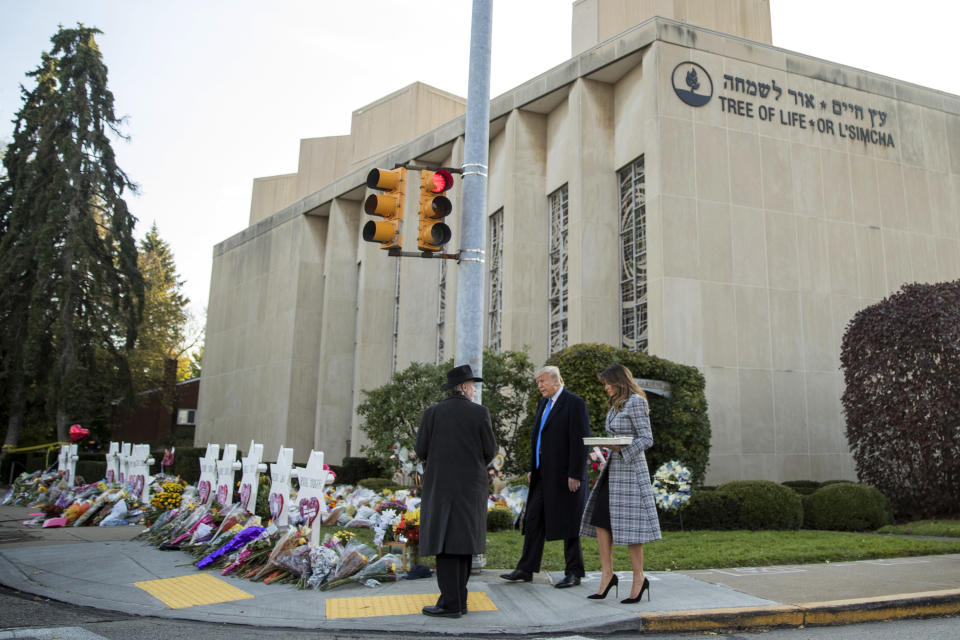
[268,446,295,527]
[197,443,220,507]
[238,441,267,515]
[105,442,120,484]
[292,450,331,545]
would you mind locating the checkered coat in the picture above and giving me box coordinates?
[580,393,662,545]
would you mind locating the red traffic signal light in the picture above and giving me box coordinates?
[417,169,453,252]
[362,168,406,249]
[425,169,454,194]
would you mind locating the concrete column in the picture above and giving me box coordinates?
[285,215,327,460]
[501,110,549,365]
[570,78,619,346]
[350,218,401,455]
[315,199,361,463]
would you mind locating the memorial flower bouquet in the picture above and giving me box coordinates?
[394,508,420,544]
[235,529,283,579]
[322,550,400,590]
[651,460,693,511]
[188,503,254,559]
[252,526,309,582]
[588,446,609,488]
[305,543,340,589]
[322,541,378,589]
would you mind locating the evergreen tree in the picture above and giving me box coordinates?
[0,25,143,447]
[129,222,190,395]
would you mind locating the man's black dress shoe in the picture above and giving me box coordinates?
[499,569,533,582]
[554,573,581,588]
[422,605,462,618]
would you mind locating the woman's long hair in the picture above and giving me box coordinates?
[599,363,647,412]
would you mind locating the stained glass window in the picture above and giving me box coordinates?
[618,157,647,352]
[548,185,569,355]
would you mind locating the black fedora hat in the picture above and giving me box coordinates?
[442,364,483,390]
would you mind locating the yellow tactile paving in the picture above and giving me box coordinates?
[326,591,497,619]
[134,573,254,609]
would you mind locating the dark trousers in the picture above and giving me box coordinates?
[435,553,471,612]
[516,470,585,577]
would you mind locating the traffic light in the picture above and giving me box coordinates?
[363,167,406,249]
[417,169,454,252]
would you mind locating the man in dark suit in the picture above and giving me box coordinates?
[416,364,498,618]
[501,365,590,588]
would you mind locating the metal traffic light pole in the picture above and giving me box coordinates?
[456,0,492,403]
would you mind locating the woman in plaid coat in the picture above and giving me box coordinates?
[580,364,661,603]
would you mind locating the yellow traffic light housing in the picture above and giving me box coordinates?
[417,169,453,252]
[363,167,406,249]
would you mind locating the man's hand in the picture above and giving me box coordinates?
[567,477,580,492]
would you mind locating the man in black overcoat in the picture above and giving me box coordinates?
[415,364,498,618]
[501,365,590,588]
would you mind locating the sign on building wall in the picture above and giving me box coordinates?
[671,61,896,148]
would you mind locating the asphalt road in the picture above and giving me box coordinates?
[1,584,958,640]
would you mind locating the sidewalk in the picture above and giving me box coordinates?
[1,504,959,635]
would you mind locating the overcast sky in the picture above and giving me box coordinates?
[2,0,958,331]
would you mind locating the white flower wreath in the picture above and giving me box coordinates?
[651,460,693,511]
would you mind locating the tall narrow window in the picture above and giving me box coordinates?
[618,156,647,352]
[548,185,569,355]
[436,259,446,364]
[391,257,401,374]
[487,208,504,352]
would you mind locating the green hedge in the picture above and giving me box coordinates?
[75,460,107,484]
[527,343,710,484]
[487,506,514,531]
[357,477,394,492]
[781,480,821,496]
[337,457,388,486]
[682,489,741,530]
[715,480,803,530]
[803,483,891,531]
[160,447,205,484]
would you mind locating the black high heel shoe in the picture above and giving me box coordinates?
[620,576,650,604]
[586,574,618,600]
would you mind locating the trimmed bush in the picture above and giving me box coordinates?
[160,446,205,484]
[782,480,821,496]
[842,280,960,518]
[357,477,394,492]
[75,460,106,483]
[716,480,803,530]
[338,457,387,486]
[487,506,514,531]
[531,343,711,484]
[803,483,891,531]
[682,489,741,530]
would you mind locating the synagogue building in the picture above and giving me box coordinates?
[196,0,960,483]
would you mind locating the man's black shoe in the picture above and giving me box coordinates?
[422,605,462,618]
[499,569,533,582]
[554,573,581,588]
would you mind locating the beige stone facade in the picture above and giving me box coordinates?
[197,4,960,483]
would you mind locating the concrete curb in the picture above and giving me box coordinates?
[639,588,960,633]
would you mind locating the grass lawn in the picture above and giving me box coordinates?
[321,525,960,572]
[484,529,960,571]
[877,520,960,538]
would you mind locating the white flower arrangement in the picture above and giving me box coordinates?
[651,460,693,511]
[372,508,402,547]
